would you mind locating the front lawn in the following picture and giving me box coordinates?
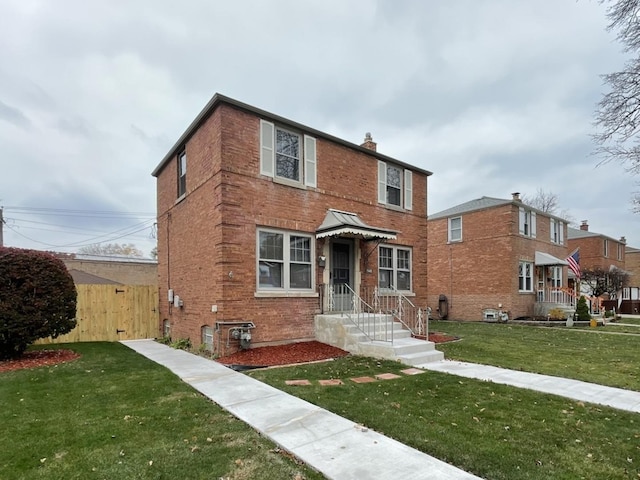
[0,342,324,480]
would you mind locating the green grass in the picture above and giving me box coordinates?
[0,342,324,480]
[249,355,640,480]
[248,322,640,479]
[430,320,640,390]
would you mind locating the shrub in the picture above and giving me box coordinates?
[548,308,566,320]
[0,247,77,359]
[575,295,591,322]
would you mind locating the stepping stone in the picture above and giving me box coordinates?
[375,373,402,380]
[285,379,312,386]
[318,379,344,386]
[400,368,425,375]
[350,376,377,384]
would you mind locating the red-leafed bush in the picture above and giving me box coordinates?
[0,247,77,359]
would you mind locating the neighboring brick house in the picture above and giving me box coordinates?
[427,193,571,321]
[624,246,640,314]
[54,253,157,285]
[152,94,431,354]
[567,221,631,313]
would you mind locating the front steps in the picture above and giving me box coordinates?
[315,314,444,366]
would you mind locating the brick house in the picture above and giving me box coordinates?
[624,246,640,314]
[427,193,572,321]
[152,94,432,355]
[567,221,632,313]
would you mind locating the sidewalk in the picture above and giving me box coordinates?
[122,339,482,480]
[417,360,640,413]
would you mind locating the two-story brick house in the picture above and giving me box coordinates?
[568,221,630,313]
[152,94,431,355]
[427,193,571,321]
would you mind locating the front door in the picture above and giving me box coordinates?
[331,240,352,311]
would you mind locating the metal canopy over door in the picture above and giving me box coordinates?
[331,239,353,311]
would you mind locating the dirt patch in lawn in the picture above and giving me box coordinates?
[0,349,81,373]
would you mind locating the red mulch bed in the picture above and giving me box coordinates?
[217,334,458,368]
[217,341,349,367]
[0,349,81,373]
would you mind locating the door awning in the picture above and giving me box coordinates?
[534,251,569,266]
[316,209,397,240]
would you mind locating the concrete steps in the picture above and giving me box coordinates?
[315,314,444,366]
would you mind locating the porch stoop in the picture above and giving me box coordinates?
[314,314,445,366]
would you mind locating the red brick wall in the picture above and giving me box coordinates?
[427,204,569,321]
[568,236,626,271]
[155,103,428,353]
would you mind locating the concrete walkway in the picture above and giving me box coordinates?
[122,339,482,480]
[417,360,640,413]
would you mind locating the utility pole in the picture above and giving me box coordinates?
[0,207,3,246]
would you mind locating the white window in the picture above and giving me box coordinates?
[448,217,462,242]
[177,150,187,198]
[519,261,533,292]
[604,239,609,257]
[551,266,562,288]
[260,120,316,187]
[618,243,623,261]
[378,245,412,292]
[550,219,564,245]
[377,161,413,210]
[257,229,313,291]
[201,326,213,351]
[519,207,536,238]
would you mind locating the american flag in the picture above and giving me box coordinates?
[566,249,580,279]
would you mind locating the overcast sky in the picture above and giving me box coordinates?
[1,0,637,258]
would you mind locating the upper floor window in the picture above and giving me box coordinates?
[257,228,313,292]
[518,261,533,292]
[550,218,564,245]
[260,120,316,188]
[519,207,536,238]
[378,245,412,292]
[448,217,462,242]
[378,161,412,210]
[618,243,624,261]
[177,150,187,198]
[604,239,609,257]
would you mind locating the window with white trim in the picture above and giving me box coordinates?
[257,229,313,291]
[377,161,413,210]
[260,120,316,187]
[177,150,187,198]
[604,239,609,257]
[519,207,536,238]
[519,261,533,292]
[618,243,623,261]
[551,266,562,288]
[550,218,564,245]
[378,245,412,292]
[201,325,213,351]
[448,216,462,242]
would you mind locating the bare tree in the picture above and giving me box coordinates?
[581,266,630,298]
[594,0,640,206]
[78,243,144,258]
[521,189,575,224]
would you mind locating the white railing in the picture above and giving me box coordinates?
[321,284,429,341]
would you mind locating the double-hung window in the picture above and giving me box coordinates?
[378,245,412,292]
[378,161,413,210]
[177,150,187,198]
[448,217,462,242]
[518,261,533,292]
[618,243,623,261]
[550,218,564,244]
[518,207,536,238]
[260,120,316,187]
[604,239,609,257]
[257,229,313,292]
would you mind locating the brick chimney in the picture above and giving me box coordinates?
[361,132,377,151]
[511,192,521,202]
[580,220,589,231]
[620,236,627,244]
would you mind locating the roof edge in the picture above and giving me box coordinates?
[151,93,433,177]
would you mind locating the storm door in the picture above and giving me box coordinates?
[331,240,353,311]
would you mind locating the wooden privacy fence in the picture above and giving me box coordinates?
[36,284,159,344]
